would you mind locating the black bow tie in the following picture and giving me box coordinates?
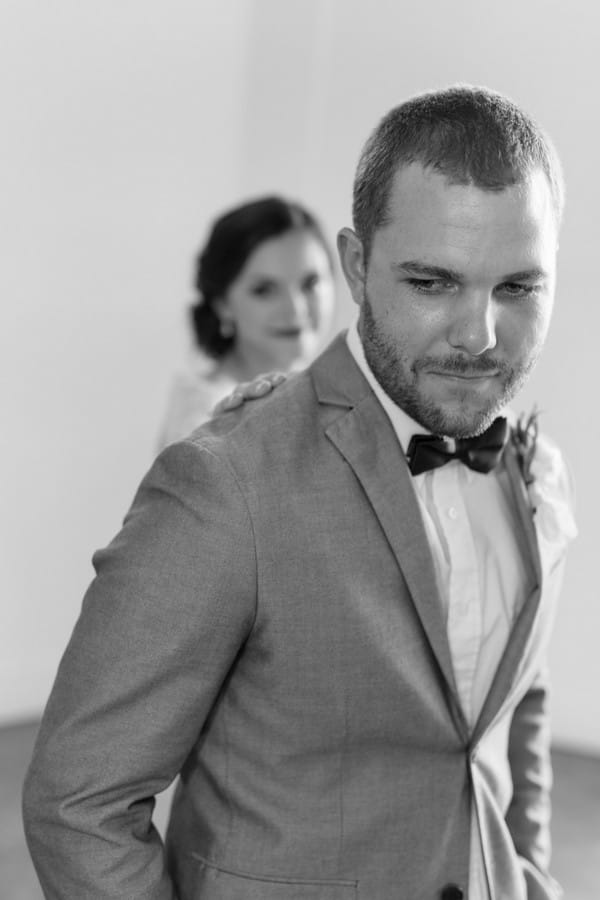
[406,416,509,476]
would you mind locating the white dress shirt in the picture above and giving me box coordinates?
[346,322,530,899]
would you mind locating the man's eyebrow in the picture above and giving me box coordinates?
[392,261,550,283]
[501,268,549,282]
[392,260,463,281]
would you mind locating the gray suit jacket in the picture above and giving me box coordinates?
[23,335,564,900]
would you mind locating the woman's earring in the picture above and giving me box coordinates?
[219,318,235,339]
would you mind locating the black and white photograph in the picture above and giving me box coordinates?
[1,2,599,898]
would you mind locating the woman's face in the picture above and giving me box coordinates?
[217,229,336,372]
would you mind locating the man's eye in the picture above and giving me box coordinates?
[407,278,452,294]
[499,282,540,298]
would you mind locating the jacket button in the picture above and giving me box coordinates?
[440,886,464,900]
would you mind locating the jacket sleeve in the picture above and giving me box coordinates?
[22,438,257,900]
[505,667,563,900]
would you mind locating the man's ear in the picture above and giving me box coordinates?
[337,228,367,308]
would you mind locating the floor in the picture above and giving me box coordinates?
[2,721,599,898]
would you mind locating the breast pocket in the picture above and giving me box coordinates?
[186,854,358,900]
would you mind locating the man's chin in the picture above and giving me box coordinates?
[414,397,501,438]
[436,409,501,438]
[416,381,506,436]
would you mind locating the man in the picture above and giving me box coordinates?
[23,86,576,900]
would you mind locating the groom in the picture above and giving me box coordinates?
[24,85,575,900]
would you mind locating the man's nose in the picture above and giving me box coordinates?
[447,291,497,356]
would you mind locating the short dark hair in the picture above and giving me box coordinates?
[191,196,333,359]
[352,85,564,258]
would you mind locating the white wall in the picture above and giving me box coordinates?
[0,0,252,721]
[2,1,599,753]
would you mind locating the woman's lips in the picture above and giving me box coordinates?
[270,327,304,338]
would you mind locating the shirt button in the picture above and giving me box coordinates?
[447,507,458,520]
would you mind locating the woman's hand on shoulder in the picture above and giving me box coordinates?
[212,372,287,416]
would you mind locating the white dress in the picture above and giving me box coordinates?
[157,353,238,451]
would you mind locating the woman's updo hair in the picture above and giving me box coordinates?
[190,195,333,359]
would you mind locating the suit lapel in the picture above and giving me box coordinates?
[311,337,546,740]
[472,441,543,742]
[311,337,466,731]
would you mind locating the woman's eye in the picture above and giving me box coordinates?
[302,274,320,292]
[250,282,276,298]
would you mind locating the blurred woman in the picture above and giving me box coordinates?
[158,195,336,448]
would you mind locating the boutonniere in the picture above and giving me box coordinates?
[512,407,539,495]
[511,407,577,548]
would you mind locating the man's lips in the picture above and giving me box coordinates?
[424,369,501,390]
[425,368,500,380]
[430,371,499,379]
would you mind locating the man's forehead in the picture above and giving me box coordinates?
[385,162,556,223]
[369,168,558,279]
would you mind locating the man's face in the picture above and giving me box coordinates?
[339,163,558,438]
